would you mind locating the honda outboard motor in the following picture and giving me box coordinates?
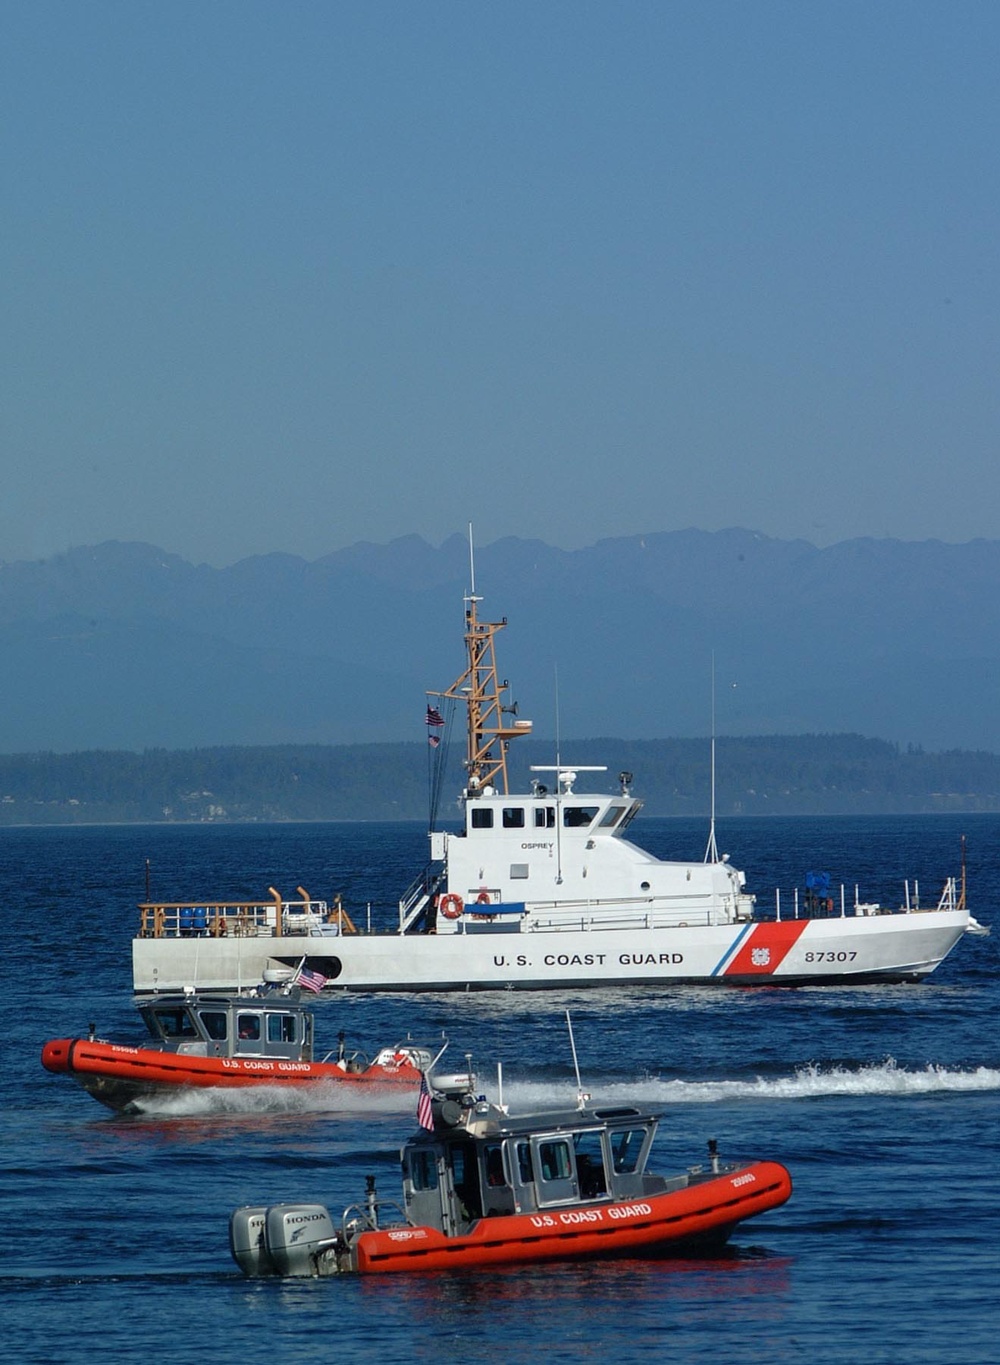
[263,1203,337,1277]
[230,1202,338,1277]
[229,1206,271,1276]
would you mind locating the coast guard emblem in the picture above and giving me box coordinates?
[751,946,771,967]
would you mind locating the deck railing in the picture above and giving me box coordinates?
[764,876,960,922]
[138,876,962,939]
[137,886,357,939]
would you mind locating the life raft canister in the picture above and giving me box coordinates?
[439,893,464,920]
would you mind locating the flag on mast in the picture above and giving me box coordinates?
[417,1072,434,1130]
[297,967,327,993]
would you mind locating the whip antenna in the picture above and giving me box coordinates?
[566,1010,589,1107]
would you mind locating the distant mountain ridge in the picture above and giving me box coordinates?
[1,529,998,752]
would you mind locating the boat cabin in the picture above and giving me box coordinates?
[137,989,315,1063]
[401,1100,681,1237]
[426,763,753,933]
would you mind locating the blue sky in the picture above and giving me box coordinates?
[3,1,998,566]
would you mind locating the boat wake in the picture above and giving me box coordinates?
[128,1082,417,1119]
[499,1058,1000,1108]
[123,1058,999,1118]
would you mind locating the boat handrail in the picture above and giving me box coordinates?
[934,876,958,913]
[399,868,444,931]
[526,911,715,933]
[765,875,962,921]
[527,893,716,913]
[138,891,337,940]
[341,1198,412,1238]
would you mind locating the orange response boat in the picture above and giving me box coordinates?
[41,981,440,1112]
[230,1068,792,1276]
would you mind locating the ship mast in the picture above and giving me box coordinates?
[430,527,531,797]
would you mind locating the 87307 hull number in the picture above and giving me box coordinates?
[804,951,858,963]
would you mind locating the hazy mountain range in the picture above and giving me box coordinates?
[1,528,997,754]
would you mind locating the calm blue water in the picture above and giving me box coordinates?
[4,815,998,1364]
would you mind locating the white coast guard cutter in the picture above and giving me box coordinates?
[133,569,983,995]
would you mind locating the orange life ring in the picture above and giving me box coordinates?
[439,893,464,920]
[476,890,492,906]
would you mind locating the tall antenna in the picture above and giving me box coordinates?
[566,1010,589,1108]
[467,521,477,599]
[704,654,719,864]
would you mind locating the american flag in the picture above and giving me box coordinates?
[417,1072,434,1130]
[428,733,441,749]
[425,705,445,727]
[297,967,327,993]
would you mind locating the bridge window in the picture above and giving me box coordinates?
[599,805,627,828]
[502,807,525,828]
[538,1139,573,1182]
[573,1130,608,1199]
[610,1128,648,1174]
[516,1142,534,1184]
[563,806,598,828]
[484,1143,507,1187]
[152,1007,198,1039]
[199,1011,228,1041]
[237,1013,261,1041]
[450,1144,482,1219]
[470,809,493,829]
[534,806,555,828]
[267,1013,297,1044]
[409,1149,439,1192]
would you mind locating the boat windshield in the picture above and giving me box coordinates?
[563,806,598,828]
[610,1126,652,1174]
[199,1010,228,1041]
[150,1006,199,1040]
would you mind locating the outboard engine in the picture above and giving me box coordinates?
[263,1203,337,1277]
[230,1202,338,1277]
[229,1206,271,1276]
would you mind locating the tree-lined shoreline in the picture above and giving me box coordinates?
[1,734,998,825]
